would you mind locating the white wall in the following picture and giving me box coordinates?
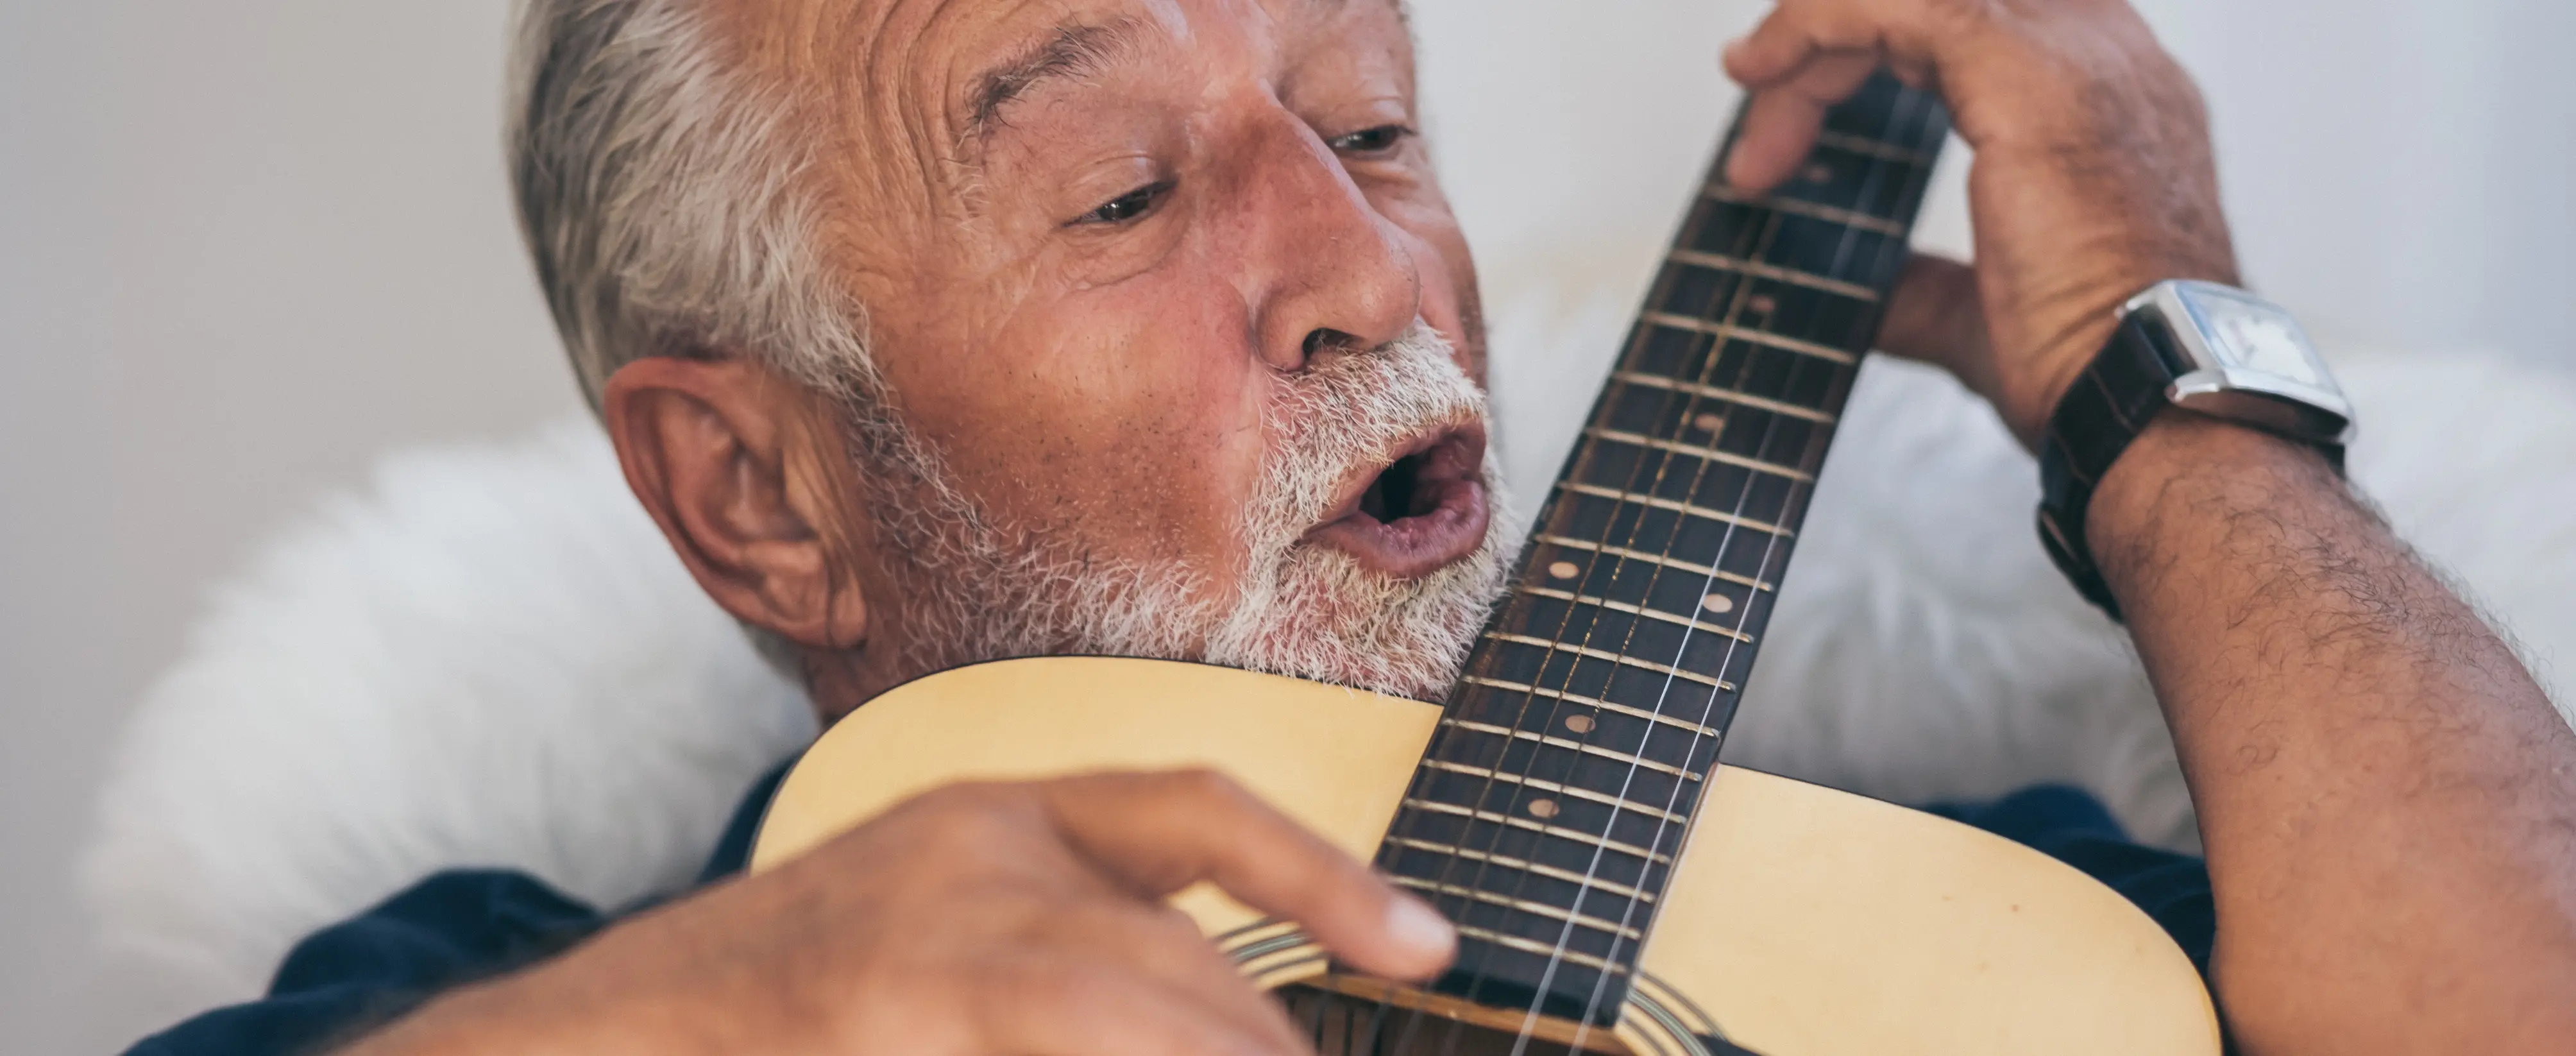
[4,1,2570,1050]
[0,3,578,1051]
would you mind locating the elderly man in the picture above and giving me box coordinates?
[131,0,2576,1053]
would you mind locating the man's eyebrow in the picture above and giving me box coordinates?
[963,17,1146,145]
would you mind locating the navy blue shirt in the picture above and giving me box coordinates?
[128,774,2216,1054]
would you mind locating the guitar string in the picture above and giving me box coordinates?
[1431,75,1926,1054]
[1397,137,1769,1056]
[1355,111,1759,1056]
[1361,176,1741,1056]
[1403,80,1922,1055]
[1350,76,1935,1056]
[1550,82,1942,1055]
[1554,86,1942,1053]
[1427,79,1922,1055]
[1504,108,1868,1056]
[1480,146,1805,1050]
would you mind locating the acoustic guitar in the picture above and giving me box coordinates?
[750,73,2219,1056]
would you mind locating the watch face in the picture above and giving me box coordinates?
[2183,287,2326,387]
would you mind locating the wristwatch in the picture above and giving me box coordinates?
[2037,280,2357,620]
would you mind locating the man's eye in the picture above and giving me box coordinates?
[1328,124,1413,155]
[1074,180,1173,226]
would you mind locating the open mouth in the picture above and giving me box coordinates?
[1303,424,1492,579]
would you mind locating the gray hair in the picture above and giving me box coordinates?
[509,0,949,684]
[506,0,873,408]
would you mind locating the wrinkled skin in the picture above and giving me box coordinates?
[608,0,1494,713]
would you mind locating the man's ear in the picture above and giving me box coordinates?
[600,356,869,653]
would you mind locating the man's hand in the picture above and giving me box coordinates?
[1718,5,2576,1054]
[1721,0,2235,447]
[343,770,1455,1056]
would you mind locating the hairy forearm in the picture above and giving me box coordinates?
[2091,413,2576,1053]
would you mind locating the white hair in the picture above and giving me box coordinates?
[507,0,874,408]
[508,0,965,679]
[505,1,1511,698]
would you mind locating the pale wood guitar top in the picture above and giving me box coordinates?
[756,656,2219,1056]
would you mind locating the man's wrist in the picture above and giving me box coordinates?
[2083,409,2350,604]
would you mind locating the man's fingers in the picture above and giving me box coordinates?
[1048,901,1313,1055]
[1037,770,1456,982]
[1877,251,1982,363]
[1877,252,2001,401]
[979,953,1303,1056]
[1723,49,1881,191]
[1721,3,1840,87]
[1720,0,1969,190]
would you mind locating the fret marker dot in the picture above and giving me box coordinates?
[1747,293,1778,314]
[1691,412,1724,434]
[1564,715,1597,735]
[1527,798,1561,820]
[1547,561,1580,581]
[1802,162,1834,184]
[1702,593,1736,614]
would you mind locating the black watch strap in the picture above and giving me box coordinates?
[2036,309,2344,622]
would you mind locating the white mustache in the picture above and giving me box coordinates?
[1254,320,1490,536]
[861,318,1512,701]
[1201,319,1515,699]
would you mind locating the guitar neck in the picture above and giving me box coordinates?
[1373,72,1953,1023]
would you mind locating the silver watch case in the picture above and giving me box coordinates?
[2124,280,2356,446]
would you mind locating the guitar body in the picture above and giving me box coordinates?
[753,656,2219,1056]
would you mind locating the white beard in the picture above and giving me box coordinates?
[856,321,1517,701]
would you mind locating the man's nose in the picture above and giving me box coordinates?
[1232,112,1422,373]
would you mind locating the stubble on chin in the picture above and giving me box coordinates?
[847,321,1516,701]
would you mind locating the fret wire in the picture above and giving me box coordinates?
[1613,361,1845,422]
[1813,128,1935,166]
[1382,837,1659,905]
[1452,924,1634,975]
[1480,634,1731,692]
[1386,194,1752,984]
[1459,149,1810,926]
[1637,312,1858,368]
[1582,420,1816,482]
[1419,80,1936,1017]
[1400,797,1676,864]
[1421,758,1695,826]
[1389,876,1648,942]
[1396,81,1944,1007]
[1534,534,1774,593]
[1665,248,1877,302]
[1487,137,1801,991]
[1556,479,1795,541]
[1700,182,1907,237]
[1437,717,1711,779]
[1463,676,1727,738]
[1514,587,1752,647]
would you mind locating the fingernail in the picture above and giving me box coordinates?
[1386,896,1456,958]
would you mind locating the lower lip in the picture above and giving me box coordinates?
[1305,476,1491,579]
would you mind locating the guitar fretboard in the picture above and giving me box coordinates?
[1373,72,1952,1025]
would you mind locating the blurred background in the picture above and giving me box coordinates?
[4,0,2570,1049]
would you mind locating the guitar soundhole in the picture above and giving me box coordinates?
[1280,985,1605,1056]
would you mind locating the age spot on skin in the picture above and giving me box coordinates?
[1548,561,1580,581]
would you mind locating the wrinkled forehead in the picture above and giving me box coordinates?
[709,0,1408,206]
